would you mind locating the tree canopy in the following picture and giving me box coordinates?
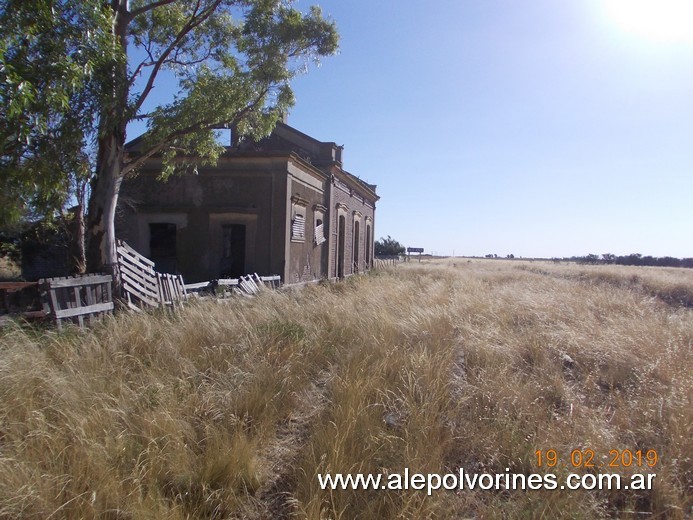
[120,0,338,178]
[375,236,406,257]
[1,0,338,271]
[0,0,113,226]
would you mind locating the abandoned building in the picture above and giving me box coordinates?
[116,122,379,284]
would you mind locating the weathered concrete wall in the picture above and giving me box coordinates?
[285,161,329,283]
[118,124,377,284]
[117,157,291,282]
[329,173,376,279]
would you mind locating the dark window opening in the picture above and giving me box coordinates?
[352,222,361,273]
[149,223,177,273]
[353,221,360,273]
[220,224,246,278]
[337,215,345,279]
[365,225,371,268]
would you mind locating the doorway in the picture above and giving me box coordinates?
[220,224,246,278]
[365,224,371,269]
[149,222,177,273]
[353,220,360,273]
[337,215,345,279]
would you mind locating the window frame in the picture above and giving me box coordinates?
[291,196,309,243]
[313,204,327,246]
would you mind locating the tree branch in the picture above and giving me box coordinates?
[128,40,158,87]
[123,86,270,176]
[128,58,150,87]
[122,119,218,175]
[127,0,178,20]
[130,0,222,116]
[166,50,213,68]
[131,112,153,120]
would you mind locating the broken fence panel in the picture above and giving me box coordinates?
[117,240,188,310]
[40,274,114,329]
[183,280,214,298]
[117,240,282,306]
[238,275,260,295]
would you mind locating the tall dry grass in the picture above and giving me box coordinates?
[0,260,691,518]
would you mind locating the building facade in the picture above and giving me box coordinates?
[116,123,378,283]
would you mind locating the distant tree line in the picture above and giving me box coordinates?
[567,253,693,269]
[375,236,405,257]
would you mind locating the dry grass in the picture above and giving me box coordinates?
[0,260,691,519]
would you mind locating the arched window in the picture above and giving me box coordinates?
[335,203,348,279]
[352,211,362,273]
[365,220,372,269]
[353,220,360,272]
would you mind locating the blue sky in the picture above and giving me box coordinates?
[129,1,693,258]
[283,0,693,258]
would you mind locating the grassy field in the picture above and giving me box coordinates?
[0,260,691,519]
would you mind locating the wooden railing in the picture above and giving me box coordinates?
[2,241,283,329]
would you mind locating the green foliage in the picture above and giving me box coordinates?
[571,253,693,268]
[0,0,117,226]
[132,1,339,179]
[2,0,339,269]
[375,235,406,256]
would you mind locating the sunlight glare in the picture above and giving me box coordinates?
[604,0,693,44]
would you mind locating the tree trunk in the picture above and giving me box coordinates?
[69,196,86,274]
[85,132,124,273]
[85,0,129,274]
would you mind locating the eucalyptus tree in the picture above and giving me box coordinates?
[2,0,338,272]
[86,0,338,272]
[375,236,406,257]
[0,0,112,229]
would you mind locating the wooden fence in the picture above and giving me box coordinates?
[2,241,283,330]
[374,256,402,268]
[117,240,282,306]
[0,282,45,326]
[116,240,187,311]
[40,274,114,329]
[187,274,282,298]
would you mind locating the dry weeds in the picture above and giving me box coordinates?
[0,260,691,519]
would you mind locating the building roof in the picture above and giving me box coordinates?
[125,122,378,201]
[262,123,379,200]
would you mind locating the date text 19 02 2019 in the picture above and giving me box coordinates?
[535,449,658,469]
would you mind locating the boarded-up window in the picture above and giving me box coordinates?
[314,205,326,246]
[292,214,305,240]
[291,196,308,242]
[314,219,326,245]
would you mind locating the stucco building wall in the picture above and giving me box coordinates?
[117,123,378,284]
[328,173,376,279]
